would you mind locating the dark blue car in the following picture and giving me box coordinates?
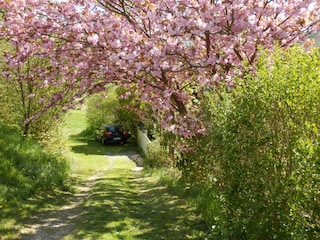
[94,124,130,145]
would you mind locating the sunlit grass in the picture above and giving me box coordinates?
[60,110,207,239]
[1,109,208,239]
[62,109,88,136]
[64,167,207,240]
[64,109,138,181]
[0,121,70,239]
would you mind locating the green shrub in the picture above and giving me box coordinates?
[145,139,170,168]
[115,87,144,141]
[86,85,141,139]
[86,85,119,132]
[182,45,320,239]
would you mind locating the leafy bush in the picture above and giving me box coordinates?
[0,123,69,204]
[115,87,144,141]
[86,85,141,139]
[145,139,170,168]
[86,85,119,132]
[0,54,72,138]
[182,45,320,239]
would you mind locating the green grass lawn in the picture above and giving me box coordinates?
[63,110,208,239]
[1,109,208,239]
[64,158,207,240]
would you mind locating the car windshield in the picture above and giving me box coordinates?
[107,126,116,132]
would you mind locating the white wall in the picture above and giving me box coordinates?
[137,127,152,157]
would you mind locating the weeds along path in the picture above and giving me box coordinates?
[19,150,207,240]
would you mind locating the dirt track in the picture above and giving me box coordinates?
[19,153,144,240]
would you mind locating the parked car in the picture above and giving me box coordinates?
[94,124,130,145]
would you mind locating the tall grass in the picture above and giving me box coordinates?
[0,123,69,204]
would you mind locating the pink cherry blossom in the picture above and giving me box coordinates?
[87,33,99,45]
[0,0,319,138]
[28,93,36,99]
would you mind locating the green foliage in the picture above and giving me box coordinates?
[181,45,320,239]
[147,130,181,167]
[86,85,119,132]
[144,139,170,168]
[86,85,140,139]
[0,123,69,204]
[0,41,70,139]
[115,87,143,140]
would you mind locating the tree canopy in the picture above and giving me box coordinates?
[0,0,319,137]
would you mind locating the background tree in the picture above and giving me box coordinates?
[86,84,147,141]
[86,85,120,133]
[0,52,77,138]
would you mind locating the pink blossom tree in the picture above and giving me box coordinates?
[0,0,319,137]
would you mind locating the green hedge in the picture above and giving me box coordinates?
[182,45,320,239]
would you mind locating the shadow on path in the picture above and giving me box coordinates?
[19,164,111,240]
[69,134,144,167]
[18,132,207,239]
[69,169,207,240]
